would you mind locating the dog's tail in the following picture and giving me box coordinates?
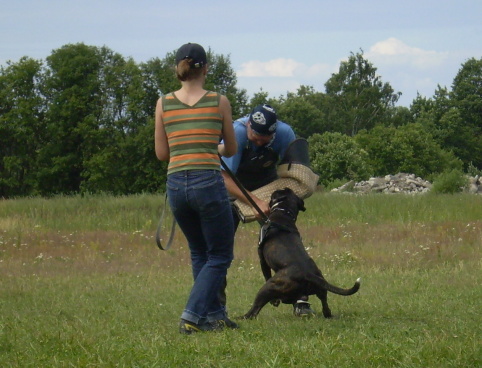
[310,275,361,296]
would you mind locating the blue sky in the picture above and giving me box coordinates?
[1,0,481,107]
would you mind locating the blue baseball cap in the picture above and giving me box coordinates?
[249,104,278,135]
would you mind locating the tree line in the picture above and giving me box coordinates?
[1,43,481,197]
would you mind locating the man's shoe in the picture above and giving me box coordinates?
[293,301,315,317]
[179,319,225,335]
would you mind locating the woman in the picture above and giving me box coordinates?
[155,42,238,334]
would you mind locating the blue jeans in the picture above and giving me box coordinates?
[167,170,234,324]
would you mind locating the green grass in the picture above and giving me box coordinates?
[1,192,481,367]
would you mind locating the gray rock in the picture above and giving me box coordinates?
[331,173,481,195]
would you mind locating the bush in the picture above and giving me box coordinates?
[308,132,373,187]
[355,123,463,178]
[430,169,468,194]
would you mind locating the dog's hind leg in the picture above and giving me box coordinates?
[243,278,293,319]
[243,286,274,319]
[315,289,332,318]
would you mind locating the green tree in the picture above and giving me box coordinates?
[39,44,249,196]
[308,132,373,186]
[0,57,45,197]
[140,58,173,117]
[385,106,413,127]
[36,43,105,195]
[274,86,327,138]
[79,49,162,194]
[412,58,482,170]
[450,57,482,169]
[324,50,401,136]
[80,119,164,194]
[452,57,482,128]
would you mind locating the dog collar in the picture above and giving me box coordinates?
[270,206,298,222]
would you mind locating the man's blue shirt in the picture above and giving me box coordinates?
[221,116,296,174]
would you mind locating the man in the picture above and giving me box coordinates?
[221,104,315,317]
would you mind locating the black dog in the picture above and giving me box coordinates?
[243,187,361,319]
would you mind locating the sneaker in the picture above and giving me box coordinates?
[293,301,315,317]
[179,319,225,335]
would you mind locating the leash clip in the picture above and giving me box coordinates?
[258,219,271,247]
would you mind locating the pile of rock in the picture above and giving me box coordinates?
[331,173,482,194]
[467,175,482,194]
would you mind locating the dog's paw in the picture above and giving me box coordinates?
[270,299,281,307]
[239,314,256,320]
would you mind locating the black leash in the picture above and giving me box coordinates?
[220,157,302,239]
[219,156,281,248]
[219,156,269,223]
[156,157,270,250]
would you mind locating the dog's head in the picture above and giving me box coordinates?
[269,188,306,220]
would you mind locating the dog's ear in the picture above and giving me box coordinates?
[271,189,283,200]
[298,197,306,212]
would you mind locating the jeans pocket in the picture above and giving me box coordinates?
[166,181,180,213]
[194,179,230,219]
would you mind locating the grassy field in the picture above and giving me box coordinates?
[1,192,481,367]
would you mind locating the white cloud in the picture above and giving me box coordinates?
[233,39,454,106]
[366,37,448,69]
[235,58,334,98]
[236,76,303,97]
[237,58,302,77]
[237,58,331,78]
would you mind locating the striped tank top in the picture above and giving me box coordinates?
[162,91,223,175]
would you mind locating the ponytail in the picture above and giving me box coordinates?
[176,59,205,81]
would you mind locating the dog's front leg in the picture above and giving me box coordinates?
[258,247,272,281]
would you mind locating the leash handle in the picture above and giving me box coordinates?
[155,193,176,250]
[219,156,269,223]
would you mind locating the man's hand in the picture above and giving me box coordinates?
[252,197,270,219]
